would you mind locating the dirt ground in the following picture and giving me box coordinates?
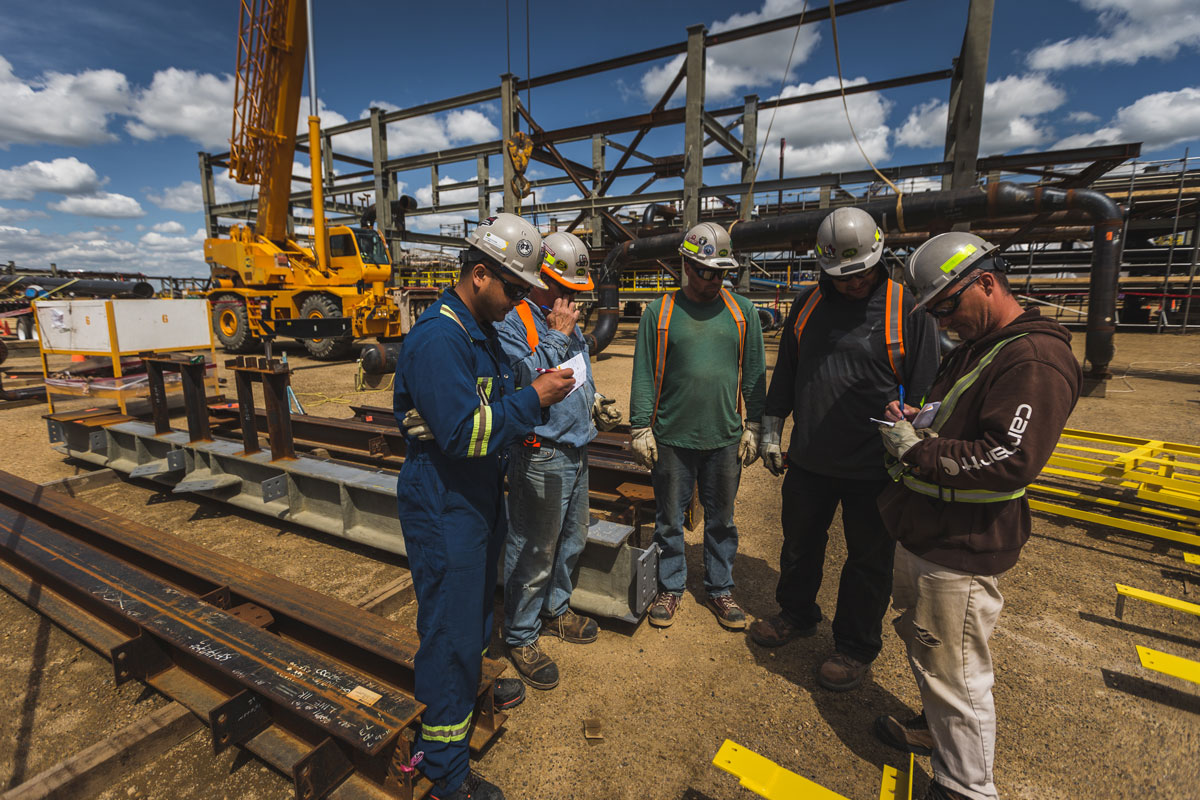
[0,324,1198,800]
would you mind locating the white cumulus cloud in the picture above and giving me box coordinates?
[0,157,103,200]
[49,192,145,218]
[125,68,235,150]
[152,220,184,233]
[0,223,208,277]
[0,206,49,222]
[146,170,255,213]
[0,56,130,148]
[1027,0,1200,70]
[640,0,820,104]
[1055,86,1200,152]
[895,74,1067,154]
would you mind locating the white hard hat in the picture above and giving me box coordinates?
[678,222,739,270]
[465,213,547,289]
[815,207,883,277]
[905,231,1000,308]
[541,231,594,291]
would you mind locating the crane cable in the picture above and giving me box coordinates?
[827,0,906,231]
[743,1,808,215]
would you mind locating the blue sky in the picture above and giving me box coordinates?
[1,0,1198,278]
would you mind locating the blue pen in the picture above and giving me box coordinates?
[898,384,906,411]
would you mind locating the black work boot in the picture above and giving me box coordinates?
[507,641,559,689]
[493,678,525,710]
[429,770,505,800]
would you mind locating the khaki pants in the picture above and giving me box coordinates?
[893,544,1004,800]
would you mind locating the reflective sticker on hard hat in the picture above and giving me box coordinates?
[516,239,533,257]
[939,243,977,273]
[483,231,508,250]
[718,249,728,257]
[682,240,700,253]
[543,253,558,267]
[874,228,882,242]
[842,248,858,258]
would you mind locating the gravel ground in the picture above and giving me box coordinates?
[0,327,1197,800]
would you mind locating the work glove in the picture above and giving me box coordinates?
[631,426,657,470]
[759,415,786,476]
[402,408,434,441]
[592,392,623,431]
[879,420,921,461]
[739,420,761,467]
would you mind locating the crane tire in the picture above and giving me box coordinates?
[300,294,354,360]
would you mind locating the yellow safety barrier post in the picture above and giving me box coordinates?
[1136,645,1200,686]
[712,740,850,800]
[1184,552,1200,565]
[712,740,914,800]
[1114,583,1200,620]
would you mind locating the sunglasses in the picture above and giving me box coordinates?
[926,271,984,318]
[689,264,730,282]
[484,263,531,302]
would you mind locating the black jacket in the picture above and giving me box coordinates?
[765,275,940,480]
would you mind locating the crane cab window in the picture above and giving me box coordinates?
[329,233,356,258]
[354,230,390,266]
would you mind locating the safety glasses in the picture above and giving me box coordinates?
[484,263,532,302]
[926,271,983,318]
[690,265,725,282]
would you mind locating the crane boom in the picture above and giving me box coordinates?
[229,0,307,244]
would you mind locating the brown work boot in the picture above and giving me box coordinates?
[541,609,599,644]
[748,613,817,647]
[816,652,870,692]
[507,641,559,690]
[705,594,747,631]
[873,712,934,756]
[647,592,681,627]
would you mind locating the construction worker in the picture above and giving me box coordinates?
[496,230,623,690]
[393,213,575,800]
[750,207,940,692]
[872,232,1081,800]
[629,221,766,630]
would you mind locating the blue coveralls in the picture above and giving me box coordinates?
[393,288,543,791]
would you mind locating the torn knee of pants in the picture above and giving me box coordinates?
[912,622,941,647]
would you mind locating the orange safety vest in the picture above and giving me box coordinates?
[791,279,906,384]
[651,288,747,425]
[515,300,540,349]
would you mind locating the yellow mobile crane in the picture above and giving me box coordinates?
[204,0,403,359]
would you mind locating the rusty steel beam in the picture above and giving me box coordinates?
[0,468,511,799]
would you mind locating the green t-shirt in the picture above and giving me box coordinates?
[629,290,766,450]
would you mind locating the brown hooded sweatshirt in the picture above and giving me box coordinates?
[878,308,1082,575]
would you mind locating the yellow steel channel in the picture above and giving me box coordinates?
[1136,645,1200,685]
[1027,499,1200,549]
[712,740,850,800]
[1116,584,1200,619]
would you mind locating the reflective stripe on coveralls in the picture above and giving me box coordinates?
[440,305,496,458]
[651,288,746,425]
[894,333,1032,502]
[792,280,907,384]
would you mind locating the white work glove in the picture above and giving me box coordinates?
[592,392,623,431]
[402,408,434,441]
[759,415,785,476]
[879,420,922,461]
[631,427,657,470]
[739,420,761,467]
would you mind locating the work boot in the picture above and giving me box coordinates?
[507,641,559,690]
[493,678,525,711]
[924,781,971,800]
[748,613,816,647]
[541,609,599,643]
[647,592,681,627]
[873,712,934,756]
[705,594,747,631]
[816,652,871,692]
[428,769,505,800]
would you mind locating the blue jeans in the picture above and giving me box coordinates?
[651,441,741,597]
[504,444,590,646]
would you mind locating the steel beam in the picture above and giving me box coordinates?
[683,24,706,229]
[943,0,994,192]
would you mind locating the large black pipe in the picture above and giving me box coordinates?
[594,182,1123,378]
[11,275,155,299]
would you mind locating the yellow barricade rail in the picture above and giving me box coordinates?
[1115,583,1200,620]
[712,740,911,800]
[1030,428,1200,550]
[1136,645,1200,686]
